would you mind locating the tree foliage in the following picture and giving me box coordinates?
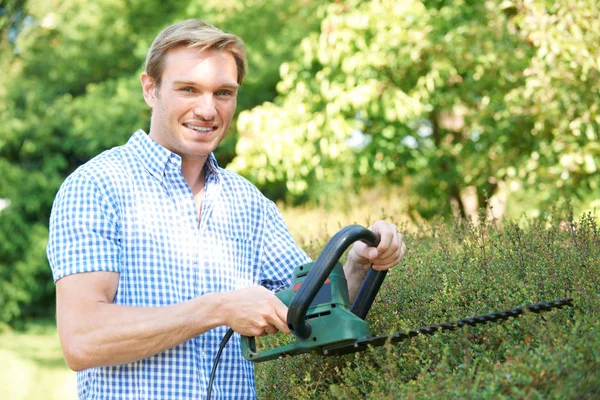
[231,0,600,217]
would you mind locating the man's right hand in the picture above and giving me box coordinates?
[219,286,291,336]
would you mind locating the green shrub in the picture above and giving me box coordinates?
[0,210,54,330]
[256,208,599,399]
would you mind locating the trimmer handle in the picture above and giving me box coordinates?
[350,264,388,320]
[287,225,384,339]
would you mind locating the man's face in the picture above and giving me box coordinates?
[141,46,239,164]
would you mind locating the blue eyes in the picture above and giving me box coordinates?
[178,88,234,97]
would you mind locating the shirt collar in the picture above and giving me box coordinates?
[128,129,221,181]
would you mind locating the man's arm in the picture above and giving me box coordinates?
[56,271,289,371]
[343,221,406,302]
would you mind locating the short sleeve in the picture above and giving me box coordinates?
[47,170,122,282]
[260,201,311,291]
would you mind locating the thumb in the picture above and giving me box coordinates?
[367,247,379,260]
[351,242,378,263]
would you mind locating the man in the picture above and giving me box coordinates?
[47,19,406,399]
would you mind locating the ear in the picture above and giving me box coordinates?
[140,72,157,108]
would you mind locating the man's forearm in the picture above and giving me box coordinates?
[59,293,224,371]
[343,256,370,303]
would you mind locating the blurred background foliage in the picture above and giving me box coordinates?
[0,0,598,328]
[232,0,600,216]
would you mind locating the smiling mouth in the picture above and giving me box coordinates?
[183,123,216,133]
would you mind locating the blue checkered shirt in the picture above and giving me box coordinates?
[47,130,310,399]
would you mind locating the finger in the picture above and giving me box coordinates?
[399,236,407,259]
[349,240,370,260]
[370,221,397,254]
[360,226,393,263]
[353,227,392,262]
[271,298,291,334]
[264,326,279,335]
[372,233,405,270]
[376,229,399,260]
[349,222,402,266]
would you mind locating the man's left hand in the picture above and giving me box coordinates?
[347,220,406,271]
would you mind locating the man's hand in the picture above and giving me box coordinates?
[347,220,406,271]
[220,286,291,337]
[220,221,407,337]
[344,220,406,301]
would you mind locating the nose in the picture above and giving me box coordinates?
[192,94,217,121]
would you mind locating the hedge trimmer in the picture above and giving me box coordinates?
[208,225,573,398]
[241,225,573,361]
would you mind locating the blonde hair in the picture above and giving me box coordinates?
[144,19,247,87]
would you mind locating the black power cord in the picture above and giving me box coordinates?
[206,328,234,400]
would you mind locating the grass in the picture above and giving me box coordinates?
[0,320,77,400]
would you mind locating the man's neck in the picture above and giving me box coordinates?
[181,158,207,222]
[181,158,207,196]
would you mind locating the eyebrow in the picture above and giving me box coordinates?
[171,80,240,90]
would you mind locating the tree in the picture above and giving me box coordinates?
[231,0,600,218]
[0,0,28,47]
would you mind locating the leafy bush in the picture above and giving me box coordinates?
[0,211,55,330]
[232,0,600,217]
[256,208,599,399]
